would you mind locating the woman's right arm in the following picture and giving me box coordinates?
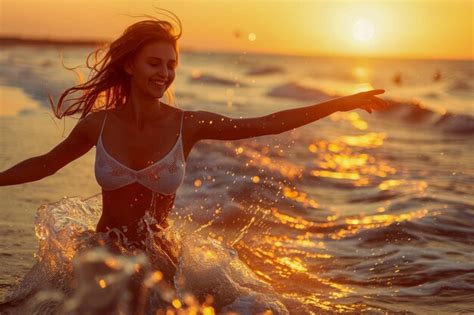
[0,113,98,186]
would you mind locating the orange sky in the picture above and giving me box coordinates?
[0,0,472,60]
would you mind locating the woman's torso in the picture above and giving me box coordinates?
[89,105,194,241]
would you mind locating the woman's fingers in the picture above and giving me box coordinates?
[376,97,389,109]
[357,89,385,99]
[367,95,388,110]
[359,97,387,113]
[371,97,386,109]
[360,103,373,113]
[350,89,388,113]
[366,89,385,96]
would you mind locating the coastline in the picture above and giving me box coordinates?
[0,36,107,47]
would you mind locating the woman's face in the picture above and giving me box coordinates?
[125,41,177,99]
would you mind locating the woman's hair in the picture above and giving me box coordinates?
[50,9,182,119]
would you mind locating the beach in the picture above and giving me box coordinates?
[0,44,473,313]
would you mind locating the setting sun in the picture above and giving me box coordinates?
[352,18,375,42]
[0,1,472,60]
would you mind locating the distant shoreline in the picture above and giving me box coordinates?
[0,36,108,47]
[0,35,201,53]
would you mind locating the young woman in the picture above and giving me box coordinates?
[0,13,387,283]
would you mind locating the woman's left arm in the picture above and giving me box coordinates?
[190,89,388,142]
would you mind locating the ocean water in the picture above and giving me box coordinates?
[0,45,473,314]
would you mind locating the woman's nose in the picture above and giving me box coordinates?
[157,65,168,78]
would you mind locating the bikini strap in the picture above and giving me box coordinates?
[98,111,107,143]
[179,110,185,135]
[101,112,108,133]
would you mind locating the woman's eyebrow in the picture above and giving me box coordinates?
[147,57,177,63]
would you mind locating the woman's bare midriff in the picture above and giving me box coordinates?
[96,183,175,241]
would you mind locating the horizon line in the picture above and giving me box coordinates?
[0,34,471,62]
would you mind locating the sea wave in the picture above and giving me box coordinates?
[266,81,474,134]
[378,100,474,134]
[188,72,248,87]
[266,82,330,101]
[245,65,284,76]
[447,80,472,93]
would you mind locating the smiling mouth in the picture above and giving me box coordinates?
[150,80,167,88]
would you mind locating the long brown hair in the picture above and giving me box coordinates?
[50,9,182,119]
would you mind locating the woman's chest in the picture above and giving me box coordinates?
[103,130,181,168]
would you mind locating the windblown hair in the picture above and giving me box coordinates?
[50,9,182,119]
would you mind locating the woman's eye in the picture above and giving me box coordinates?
[149,63,175,69]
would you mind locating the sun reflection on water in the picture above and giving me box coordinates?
[332,208,431,240]
[308,135,396,186]
[338,132,386,148]
[224,142,302,179]
[330,111,369,130]
[198,110,439,313]
[282,185,319,208]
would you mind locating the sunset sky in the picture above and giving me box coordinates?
[0,0,472,60]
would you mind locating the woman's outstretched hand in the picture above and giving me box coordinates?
[338,89,388,113]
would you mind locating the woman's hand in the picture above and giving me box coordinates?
[338,89,388,113]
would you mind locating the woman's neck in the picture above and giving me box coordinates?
[120,93,161,130]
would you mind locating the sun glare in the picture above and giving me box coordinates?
[352,18,375,42]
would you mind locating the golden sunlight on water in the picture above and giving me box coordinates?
[194,115,446,312]
[248,233,357,311]
[308,135,396,186]
[98,279,107,289]
[332,208,431,240]
[311,170,361,180]
[247,246,305,280]
[225,142,302,179]
[330,111,369,130]
[282,186,319,208]
[378,179,428,192]
[276,256,307,273]
[338,132,386,148]
[344,209,429,226]
[243,206,435,312]
[351,66,371,82]
[320,278,354,299]
[271,208,317,230]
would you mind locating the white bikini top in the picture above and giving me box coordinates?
[94,111,186,195]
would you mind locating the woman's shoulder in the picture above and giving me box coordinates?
[80,110,107,127]
[160,102,185,115]
[160,103,196,122]
[76,110,107,143]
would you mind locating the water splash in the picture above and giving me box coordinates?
[1,195,289,314]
